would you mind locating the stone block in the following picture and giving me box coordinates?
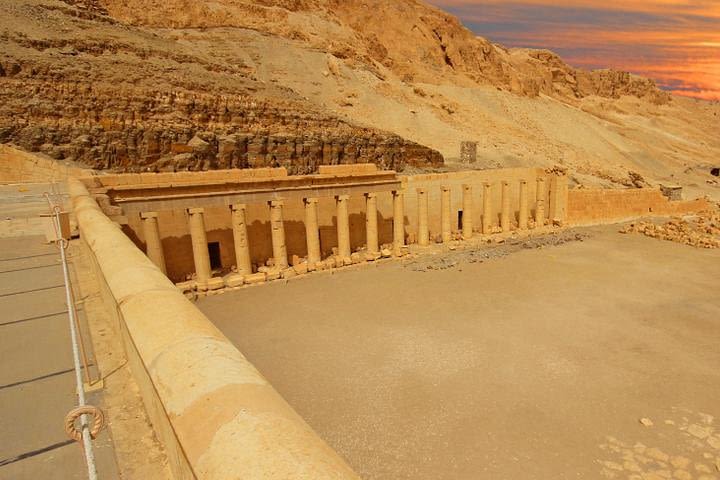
[365,252,381,262]
[325,257,337,269]
[206,277,225,290]
[223,273,245,288]
[350,252,363,264]
[175,280,195,293]
[266,268,281,281]
[380,248,392,258]
[245,272,266,284]
[282,267,297,279]
[460,141,477,163]
[293,263,309,275]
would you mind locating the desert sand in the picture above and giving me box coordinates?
[200,225,720,480]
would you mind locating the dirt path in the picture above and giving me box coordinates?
[199,225,720,480]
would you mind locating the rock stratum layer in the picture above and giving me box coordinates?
[1,0,719,192]
[0,0,444,173]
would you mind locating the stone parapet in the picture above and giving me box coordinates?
[567,188,710,225]
[68,178,359,480]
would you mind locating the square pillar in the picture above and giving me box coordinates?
[268,200,288,269]
[335,194,351,261]
[230,204,253,276]
[304,197,321,268]
[187,207,211,286]
[365,193,379,254]
[518,180,529,230]
[140,211,167,275]
[535,177,546,227]
[549,174,568,225]
[440,185,451,243]
[482,182,493,234]
[417,188,429,246]
[462,184,473,239]
[501,181,511,232]
[392,190,405,256]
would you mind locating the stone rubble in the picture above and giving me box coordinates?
[619,211,720,249]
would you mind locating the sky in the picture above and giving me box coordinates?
[427,0,720,101]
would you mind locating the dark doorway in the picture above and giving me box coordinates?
[457,210,464,230]
[208,242,222,270]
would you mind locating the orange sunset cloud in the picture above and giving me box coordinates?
[428,0,720,100]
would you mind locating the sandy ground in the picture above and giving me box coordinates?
[200,225,720,480]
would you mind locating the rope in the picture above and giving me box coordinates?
[45,189,102,480]
[64,406,105,442]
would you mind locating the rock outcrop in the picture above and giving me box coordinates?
[0,0,443,173]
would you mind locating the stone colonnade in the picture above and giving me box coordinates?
[139,175,567,288]
[139,189,405,289]
[416,176,566,243]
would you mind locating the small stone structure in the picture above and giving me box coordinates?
[460,141,477,163]
[660,184,683,201]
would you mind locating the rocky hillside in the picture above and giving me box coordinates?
[0,0,443,173]
[1,0,719,195]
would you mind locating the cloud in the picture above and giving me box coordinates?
[428,0,720,100]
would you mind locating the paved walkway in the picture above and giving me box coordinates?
[0,183,117,479]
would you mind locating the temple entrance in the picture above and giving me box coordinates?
[208,242,222,270]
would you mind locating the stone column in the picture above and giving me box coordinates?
[336,195,351,261]
[417,188,429,246]
[140,211,167,275]
[440,185,451,243]
[462,184,473,239]
[365,193,379,254]
[518,180,529,230]
[392,190,405,256]
[187,207,211,286]
[269,200,288,269]
[535,177,546,227]
[304,197,321,268]
[549,174,568,225]
[500,181,511,232]
[482,182,493,234]
[230,204,252,276]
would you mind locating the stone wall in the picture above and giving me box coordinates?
[69,178,359,480]
[567,188,710,225]
[0,144,91,183]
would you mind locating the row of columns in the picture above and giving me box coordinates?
[140,177,558,282]
[139,190,406,284]
[417,177,547,244]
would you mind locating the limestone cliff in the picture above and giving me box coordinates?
[1,0,718,191]
[0,0,443,173]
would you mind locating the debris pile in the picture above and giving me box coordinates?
[619,212,720,249]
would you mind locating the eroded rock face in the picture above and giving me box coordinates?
[0,80,442,173]
[0,0,443,173]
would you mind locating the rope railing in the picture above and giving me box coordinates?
[44,189,104,480]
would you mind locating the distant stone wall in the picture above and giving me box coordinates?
[69,178,359,480]
[459,141,477,163]
[0,144,91,183]
[567,188,710,225]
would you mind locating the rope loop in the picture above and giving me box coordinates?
[64,405,105,442]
